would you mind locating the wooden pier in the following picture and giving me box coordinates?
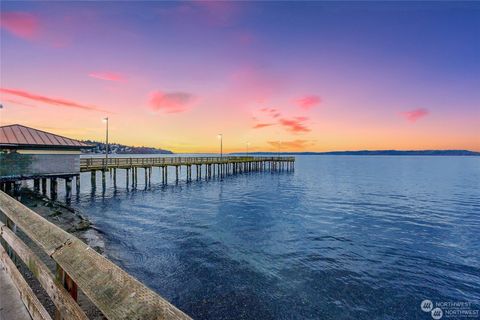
[0,190,191,320]
[82,156,295,186]
[0,156,294,201]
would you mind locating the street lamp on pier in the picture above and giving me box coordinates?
[217,134,223,158]
[103,117,109,168]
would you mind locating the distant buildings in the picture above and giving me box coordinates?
[81,140,172,155]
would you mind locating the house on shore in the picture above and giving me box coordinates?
[0,124,92,197]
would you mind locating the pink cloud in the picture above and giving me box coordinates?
[253,123,274,129]
[149,90,193,113]
[401,108,429,122]
[0,11,40,40]
[295,95,321,110]
[89,72,125,82]
[279,117,310,133]
[0,87,107,112]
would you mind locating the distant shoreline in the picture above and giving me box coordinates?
[231,150,480,156]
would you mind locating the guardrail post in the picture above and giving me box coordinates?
[55,264,78,320]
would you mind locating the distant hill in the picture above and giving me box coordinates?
[234,150,480,156]
[81,140,173,154]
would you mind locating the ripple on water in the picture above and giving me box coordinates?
[71,156,480,319]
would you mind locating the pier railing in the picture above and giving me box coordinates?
[0,190,191,320]
[80,156,295,170]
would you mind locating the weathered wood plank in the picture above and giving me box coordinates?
[0,222,88,320]
[0,191,191,320]
[52,239,191,320]
[0,192,70,256]
[0,245,52,320]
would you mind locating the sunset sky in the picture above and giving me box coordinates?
[1,1,479,153]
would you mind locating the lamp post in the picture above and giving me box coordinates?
[217,134,223,158]
[0,104,4,126]
[103,117,109,168]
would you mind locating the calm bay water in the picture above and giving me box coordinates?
[71,155,480,319]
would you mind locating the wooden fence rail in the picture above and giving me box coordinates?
[0,191,191,320]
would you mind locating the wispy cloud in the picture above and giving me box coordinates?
[89,72,125,82]
[0,11,40,40]
[149,90,194,113]
[267,139,313,150]
[295,95,321,110]
[400,108,429,122]
[0,88,107,112]
[279,117,310,133]
[2,98,36,108]
[253,123,274,129]
[260,107,281,118]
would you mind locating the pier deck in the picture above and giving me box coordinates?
[81,156,295,193]
[80,156,294,171]
[0,156,295,201]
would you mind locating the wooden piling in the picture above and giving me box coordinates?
[101,170,106,189]
[91,171,96,189]
[50,178,58,199]
[33,179,40,192]
[65,178,72,200]
[41,178,47,195]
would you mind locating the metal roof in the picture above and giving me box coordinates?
[0,124,92,149]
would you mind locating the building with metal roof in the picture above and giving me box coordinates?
[0,125,92,195]
[0,124,91,150]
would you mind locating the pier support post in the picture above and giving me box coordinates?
[113,168,117,187]
[33,179,40,192]
[134,167,138,187]
[91,171,96,189]
[4,182,11,194]
[126,169,130,189]
[13,181,22,197]
[144,168,148,187]
[65,177,72,201]
[149,167,152,186]
[75,175,80,193]
[50,178,58,200]
[102,170,106,189]
[41,178,47,195]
